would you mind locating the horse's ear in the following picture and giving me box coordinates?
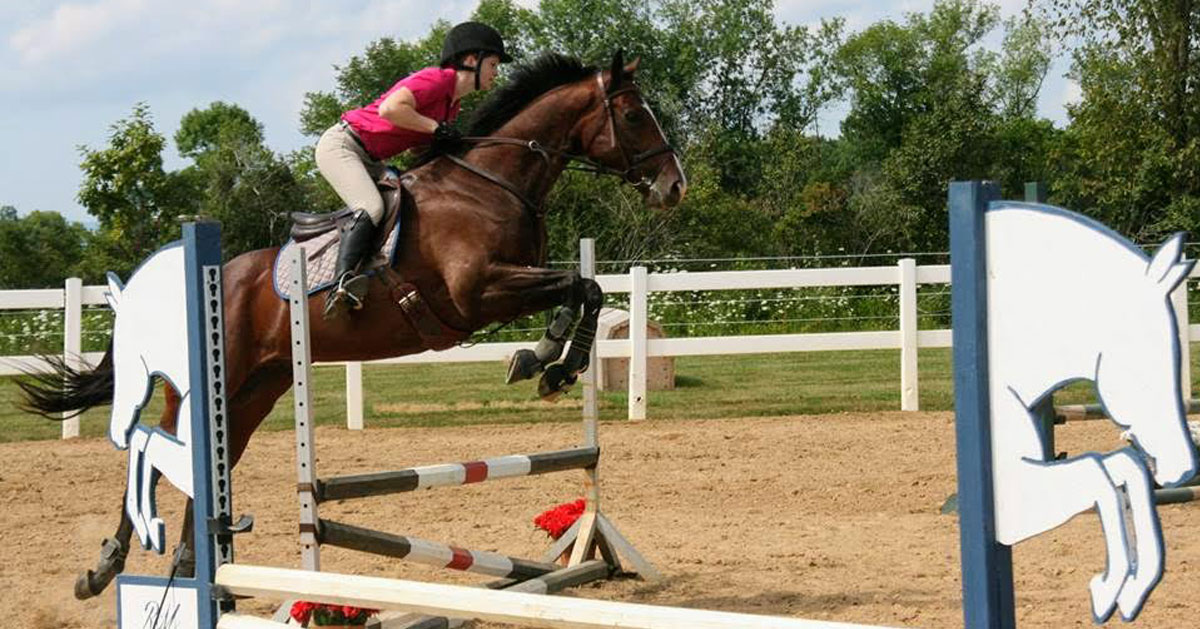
[609,50,625,92]
[1148,233,1188,287]
[624,56,641,76]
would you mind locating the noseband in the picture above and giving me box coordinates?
[445,72,677,213]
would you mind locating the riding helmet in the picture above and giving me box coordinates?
[440,21,514,67]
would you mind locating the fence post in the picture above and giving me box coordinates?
[580,239,599,429]
[62,277,82,439]
[1172,273,1192,401]
[346,362,364,430]
[899,259,919,411]
[628,266,648,421]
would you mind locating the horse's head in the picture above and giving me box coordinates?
[581,51,687,209]
[1097,234,1197,486]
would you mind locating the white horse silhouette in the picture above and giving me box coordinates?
[104,242,194,554]
[987,203,1197,622]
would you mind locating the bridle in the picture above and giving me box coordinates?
[441,71,677,214]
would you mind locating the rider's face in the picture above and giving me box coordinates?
[475,54,501,90]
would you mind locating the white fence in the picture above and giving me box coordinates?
[4,245,1194,437]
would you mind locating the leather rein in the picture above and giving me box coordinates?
[441,72,676,216]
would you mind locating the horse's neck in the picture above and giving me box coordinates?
[466,87,592,207]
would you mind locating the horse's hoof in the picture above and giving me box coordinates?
[74,536,127,599]
[74,570,102,600]
[538,364,576,400]
[507,349,542,384]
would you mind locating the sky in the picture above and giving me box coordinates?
[1,0,1078,225]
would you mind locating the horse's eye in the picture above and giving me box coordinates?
[623,109,645,125]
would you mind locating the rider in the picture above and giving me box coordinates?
[315,21,512,319]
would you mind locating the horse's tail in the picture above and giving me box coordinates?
[17,342,115,419]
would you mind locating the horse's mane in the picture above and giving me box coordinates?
[465,53,598,137]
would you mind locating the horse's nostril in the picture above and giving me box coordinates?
[669,180,686,205]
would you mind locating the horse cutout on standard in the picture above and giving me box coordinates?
[952,181,1198,627]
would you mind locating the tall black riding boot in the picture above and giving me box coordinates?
[323,210,378,320]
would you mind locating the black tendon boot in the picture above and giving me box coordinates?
[323,211,378,320]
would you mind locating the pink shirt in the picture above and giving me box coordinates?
[342,66,461,160]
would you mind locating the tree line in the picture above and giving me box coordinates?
[2,0,1194,288]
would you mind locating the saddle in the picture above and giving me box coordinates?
[290,176,407,249]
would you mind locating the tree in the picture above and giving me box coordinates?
[0,207,92,289]
[1040,0,1200,241]
[78,103,197,275]
[830,0,1056,251]
[176,102,305,257]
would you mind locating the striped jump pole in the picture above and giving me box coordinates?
[316,446,599,501]
[318,520,563,579]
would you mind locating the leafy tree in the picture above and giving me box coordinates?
[831,0,1055,251]
[176,102,305,257]
[78,103,197,275]
[1040,0,1200,241]
[0,207,93,288]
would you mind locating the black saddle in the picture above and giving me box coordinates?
[290,178,408,243]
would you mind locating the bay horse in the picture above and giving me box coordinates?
[20,50,686,599]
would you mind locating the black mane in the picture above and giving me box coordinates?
[465,53,597,137]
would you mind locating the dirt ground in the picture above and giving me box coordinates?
[4,411,1200,628]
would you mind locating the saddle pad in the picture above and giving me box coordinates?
[272,221,400,300]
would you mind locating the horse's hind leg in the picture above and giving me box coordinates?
[73,495,134,599]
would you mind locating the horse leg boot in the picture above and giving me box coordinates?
[74,494,134,599]
[323,210,378,320]
[507,305,580,384]
[540,278,603,400]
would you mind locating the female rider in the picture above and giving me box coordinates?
[316,21,512,319]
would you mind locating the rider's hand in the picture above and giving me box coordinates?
[432,121,463,150]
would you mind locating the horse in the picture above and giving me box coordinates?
[985,203,1196,622]
[19,50,686,600]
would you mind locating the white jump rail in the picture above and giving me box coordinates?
[214,563,896,629]
[4,251,1193,432]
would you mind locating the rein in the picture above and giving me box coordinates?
[440,72,676,213]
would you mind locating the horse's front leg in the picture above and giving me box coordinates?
[538,276,603,400]
[507,305,580,384]
[477,265,598,399]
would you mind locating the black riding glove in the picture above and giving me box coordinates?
[432,122,463,151]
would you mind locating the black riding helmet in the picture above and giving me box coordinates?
[440,21,513,90]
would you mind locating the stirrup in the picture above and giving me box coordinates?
[323,274,369,320]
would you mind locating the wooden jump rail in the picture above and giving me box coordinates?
[282,245,657,628]
[213,563,896,629]
[315,446,600,501]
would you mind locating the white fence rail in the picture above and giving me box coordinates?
[3,244,1193,437]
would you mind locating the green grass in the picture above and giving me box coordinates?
[2,345,1195,443]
